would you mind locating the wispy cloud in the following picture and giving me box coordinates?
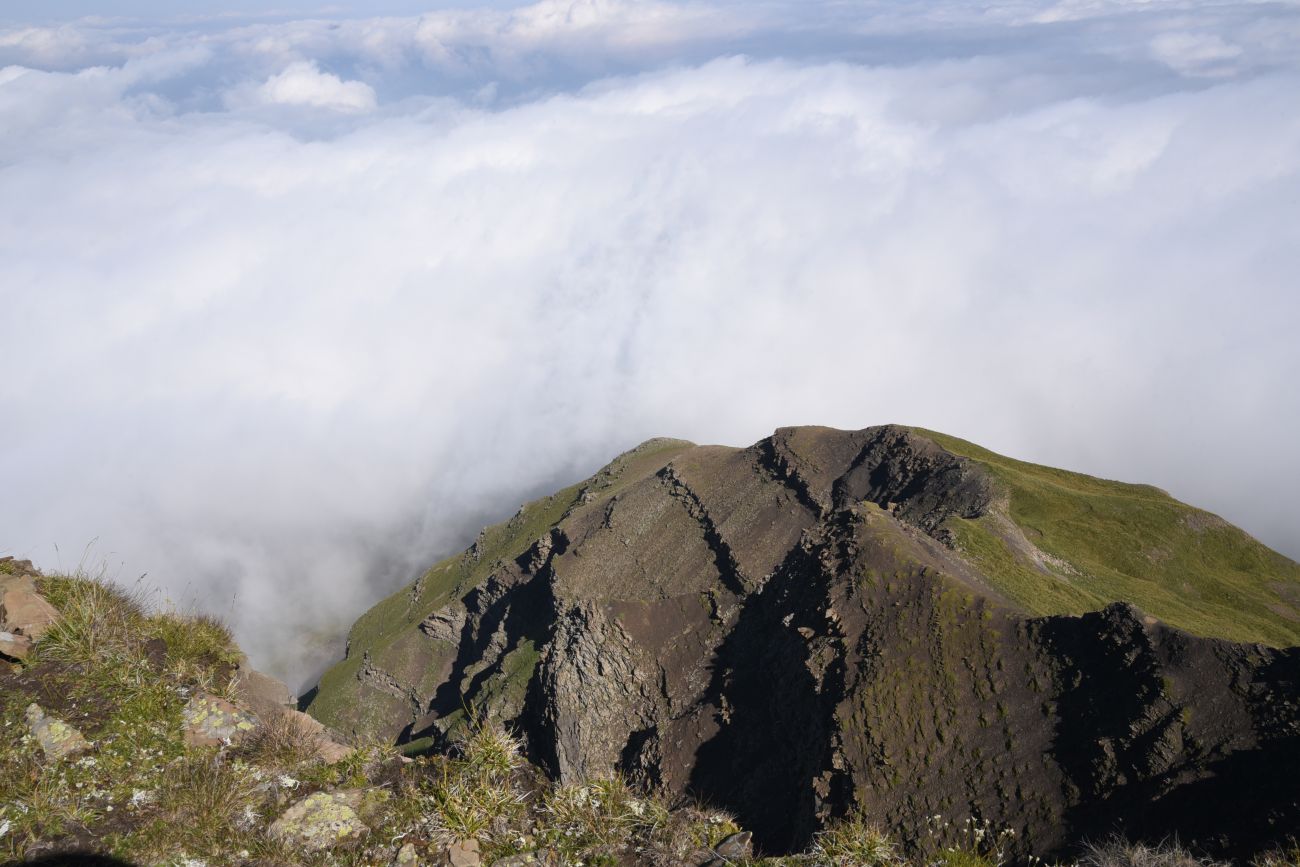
[2,0,1298,687]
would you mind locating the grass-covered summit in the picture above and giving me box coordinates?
[307,425,1300,861]
[918,428,1300,646]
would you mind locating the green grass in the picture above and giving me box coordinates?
[811,813,899,866]
[915,428,1300,646]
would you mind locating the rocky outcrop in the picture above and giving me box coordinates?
[309,426,1300,861]
[182,693,258,747]
[269,789,377,851]
[25,702,90,760]
[0,557,58,662]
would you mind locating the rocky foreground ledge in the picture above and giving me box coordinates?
[0,562,798,866]
[3,561,1298,866]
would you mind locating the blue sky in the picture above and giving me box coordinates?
[3,0,1298,685]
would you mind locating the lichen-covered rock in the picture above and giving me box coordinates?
[393,841,420,866]
[25,703,90,760]
[269,790,369,851]
[182,693,257,747]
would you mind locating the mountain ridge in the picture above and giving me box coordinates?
[307,424,1300,860]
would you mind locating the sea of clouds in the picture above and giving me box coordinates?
[3,0,1298,689]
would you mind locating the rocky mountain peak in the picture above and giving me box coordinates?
[307,425,1300,861]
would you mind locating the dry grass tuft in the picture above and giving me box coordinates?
[145,610,238,667]
[239,709,322,769]
[812,814,900,866]
[130,752,261,861]
[539,775,669,855]
[35,573,148,667]
[1253,841,1300,867]
[455,718,524,781]
[1077,837,1229,867]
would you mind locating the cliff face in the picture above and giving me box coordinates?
[308,425,1300,860]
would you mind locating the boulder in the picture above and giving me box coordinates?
[233,664,296,720]
[267,705,356,763]
[0,630,33,661]
[444,839,481,867]
[269,790,369,851]
[0,585,59,640]
[0,557,38,578]
[715,831,752,857]
[182,693,257,747]
[25,703,90,760]
[0,573,37,594]
[700,830,753,866]
[315,735,355,764]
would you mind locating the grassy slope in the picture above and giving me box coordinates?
[915,428,1300,647]
[308,438,696,735]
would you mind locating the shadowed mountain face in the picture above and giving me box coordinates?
[308,426,1300,860]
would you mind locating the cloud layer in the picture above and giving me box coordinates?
[3,0,1299,688]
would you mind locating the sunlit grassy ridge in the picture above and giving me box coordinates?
[309,438,696,740]
[307,481,588,738]
[916,429,1300,646]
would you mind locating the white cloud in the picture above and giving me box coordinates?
[248,60,376,111]
[1149,31,1242,76]
[2,0,1299,688]
[0,64,30,85]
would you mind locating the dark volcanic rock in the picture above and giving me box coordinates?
[310,425,1300,861]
